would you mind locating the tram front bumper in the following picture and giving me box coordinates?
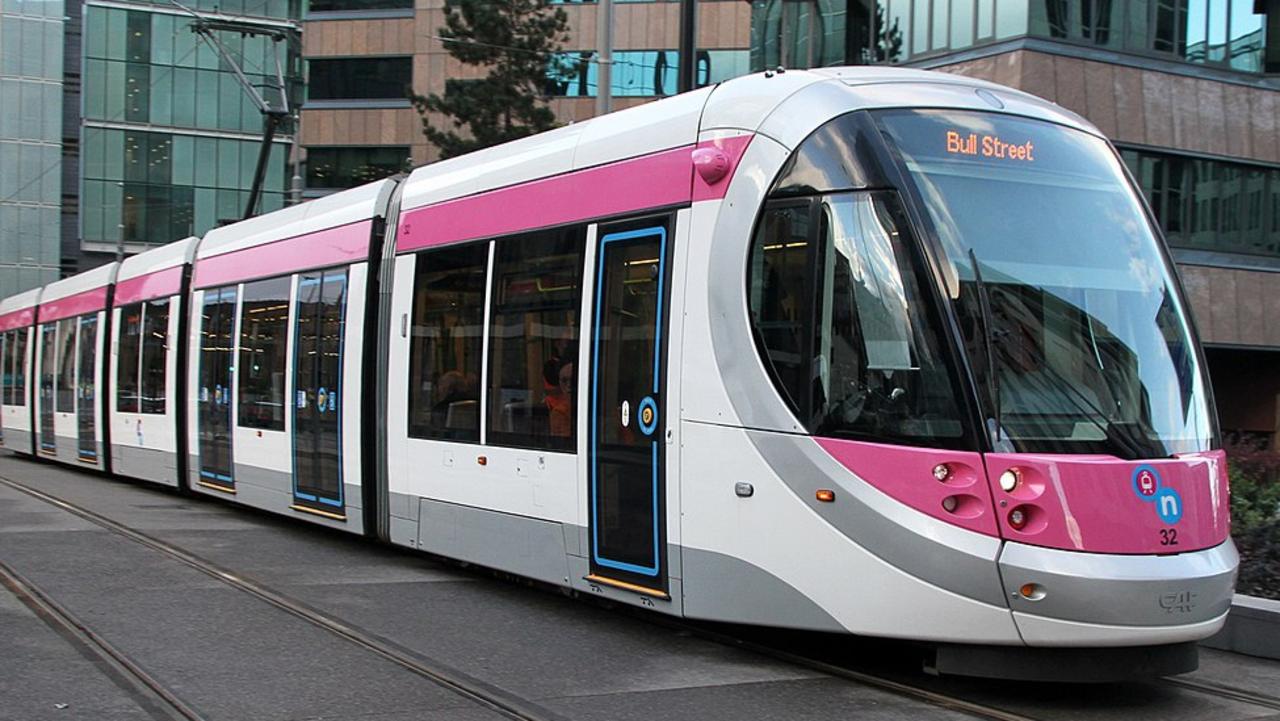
[997,539,1238,646]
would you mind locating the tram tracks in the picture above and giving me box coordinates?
[0,559,207,721]
[5,472,1278,721]
[0,475,569,721]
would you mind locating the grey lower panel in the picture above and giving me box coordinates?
[111,444,178,487]
[681,547,843,632]
[999,539,1238,627]
[186,458,364,536]
[1,429,32,455]
[49,436,104,471]
[416,499,569,587]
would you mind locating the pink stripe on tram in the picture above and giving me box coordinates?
[114,266,185,306]
[192,219,373,289]
[40,287,109,323]
[0,307,35,331]
[396,136,754,253]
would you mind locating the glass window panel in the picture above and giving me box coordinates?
[950,0,973,48]
[308,0,412,10]
[408,243,488,441]
[151,13,174,66]
[218,72,242,130]
[912,0,930,54]
[103,177,124,244]
[13,329,27,406]
[994,0,1028,37]
[238,276,289,429]
[1186,0,1209,61]
[126,10,150,63]
[106,8,127,60]
[117,303,142,413]
[305,146,408,189]
[55,317,76,413]
[149,70,173,126]
[85,6,108,59]
[487,227,586,451]
[931,0,949,48]
[196,69,219,127]
[194,187,217,234]
[172,134,195,186]
[307,57,412,100]
[1207,0,1227,61]
[194,136,218,188]
[121,183,147,243]
[83,179,104,242]
[1227,0,1263,71]
[105,60,126,121]
[217,139,239,188]
[171,186,195,238]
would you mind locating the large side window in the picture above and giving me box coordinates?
[14,328,26,406]
[408,243,488,442]
[141,298,170,414]
[40,324,56,409]
[749,192,966,448]
[117,303,143,413]
[55,318,77,413]
[238,277,290,429]
[487,227,586,451]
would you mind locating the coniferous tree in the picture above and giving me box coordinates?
[413,0,570,160]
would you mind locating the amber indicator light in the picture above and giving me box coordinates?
[816,489,836,503]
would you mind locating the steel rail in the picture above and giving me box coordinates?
[0,559,207,721]
[1163,676,1280,712]
[0,475,569,721]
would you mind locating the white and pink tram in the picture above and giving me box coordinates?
[0,68,1237,678]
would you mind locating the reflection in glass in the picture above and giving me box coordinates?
[487,227,586,452]
[55,317,77,413]
[141,298,170,414]
[238,277,290,429]
[117,303,143,413]
[880,109,1215,457]
[407,244,488,442]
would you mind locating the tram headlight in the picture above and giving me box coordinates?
[999,468,1020,493]
[932,463,950,482]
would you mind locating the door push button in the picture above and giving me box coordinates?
[735,482,754,498]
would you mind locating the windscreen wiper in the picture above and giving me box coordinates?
[967,249,1006,449]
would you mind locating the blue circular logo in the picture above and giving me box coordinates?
[637,396,658,436]
[1131,465,1161,502]
[1155,487,1183,525]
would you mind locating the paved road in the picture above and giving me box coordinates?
[1,453,1277,721]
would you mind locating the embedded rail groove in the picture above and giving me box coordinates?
[1162,676,1280,712]
[0,559,206,721]
[0,475,567,721]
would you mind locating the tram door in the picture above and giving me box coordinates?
[197,287,237,490]
[38,324,55,453]
[588,220,671,596]
[291,270,347,515]
[76,315,97,462]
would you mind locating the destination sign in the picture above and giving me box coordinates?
[945,130,1035,162]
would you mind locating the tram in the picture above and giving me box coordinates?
[0,67,1237,679]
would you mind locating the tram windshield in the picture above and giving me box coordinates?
[878,110,1214,457]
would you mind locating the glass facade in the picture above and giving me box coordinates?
[546,49,751,97]
[80,1,301,252]
[305,146,408,189]
[1123,148,1280,259]
[750,0,1267,72]
[0,0,63,296]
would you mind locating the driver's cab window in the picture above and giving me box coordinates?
[749,192,966,447]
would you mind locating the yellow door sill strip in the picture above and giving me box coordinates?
[197,481,236,494]
[584,574,671,600]
[290,505,347,522]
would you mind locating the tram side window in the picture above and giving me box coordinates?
[487,226,586,452]
[748,202,814,416]
[408,243,488,442]
[55,318,77,413]
[238,277,290,430]
[141,298,170,414]
[39,324,55,411]
[117,303,143,413]
[749,193,965,447]
[1,331,11,405]
[14,328,27,406]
